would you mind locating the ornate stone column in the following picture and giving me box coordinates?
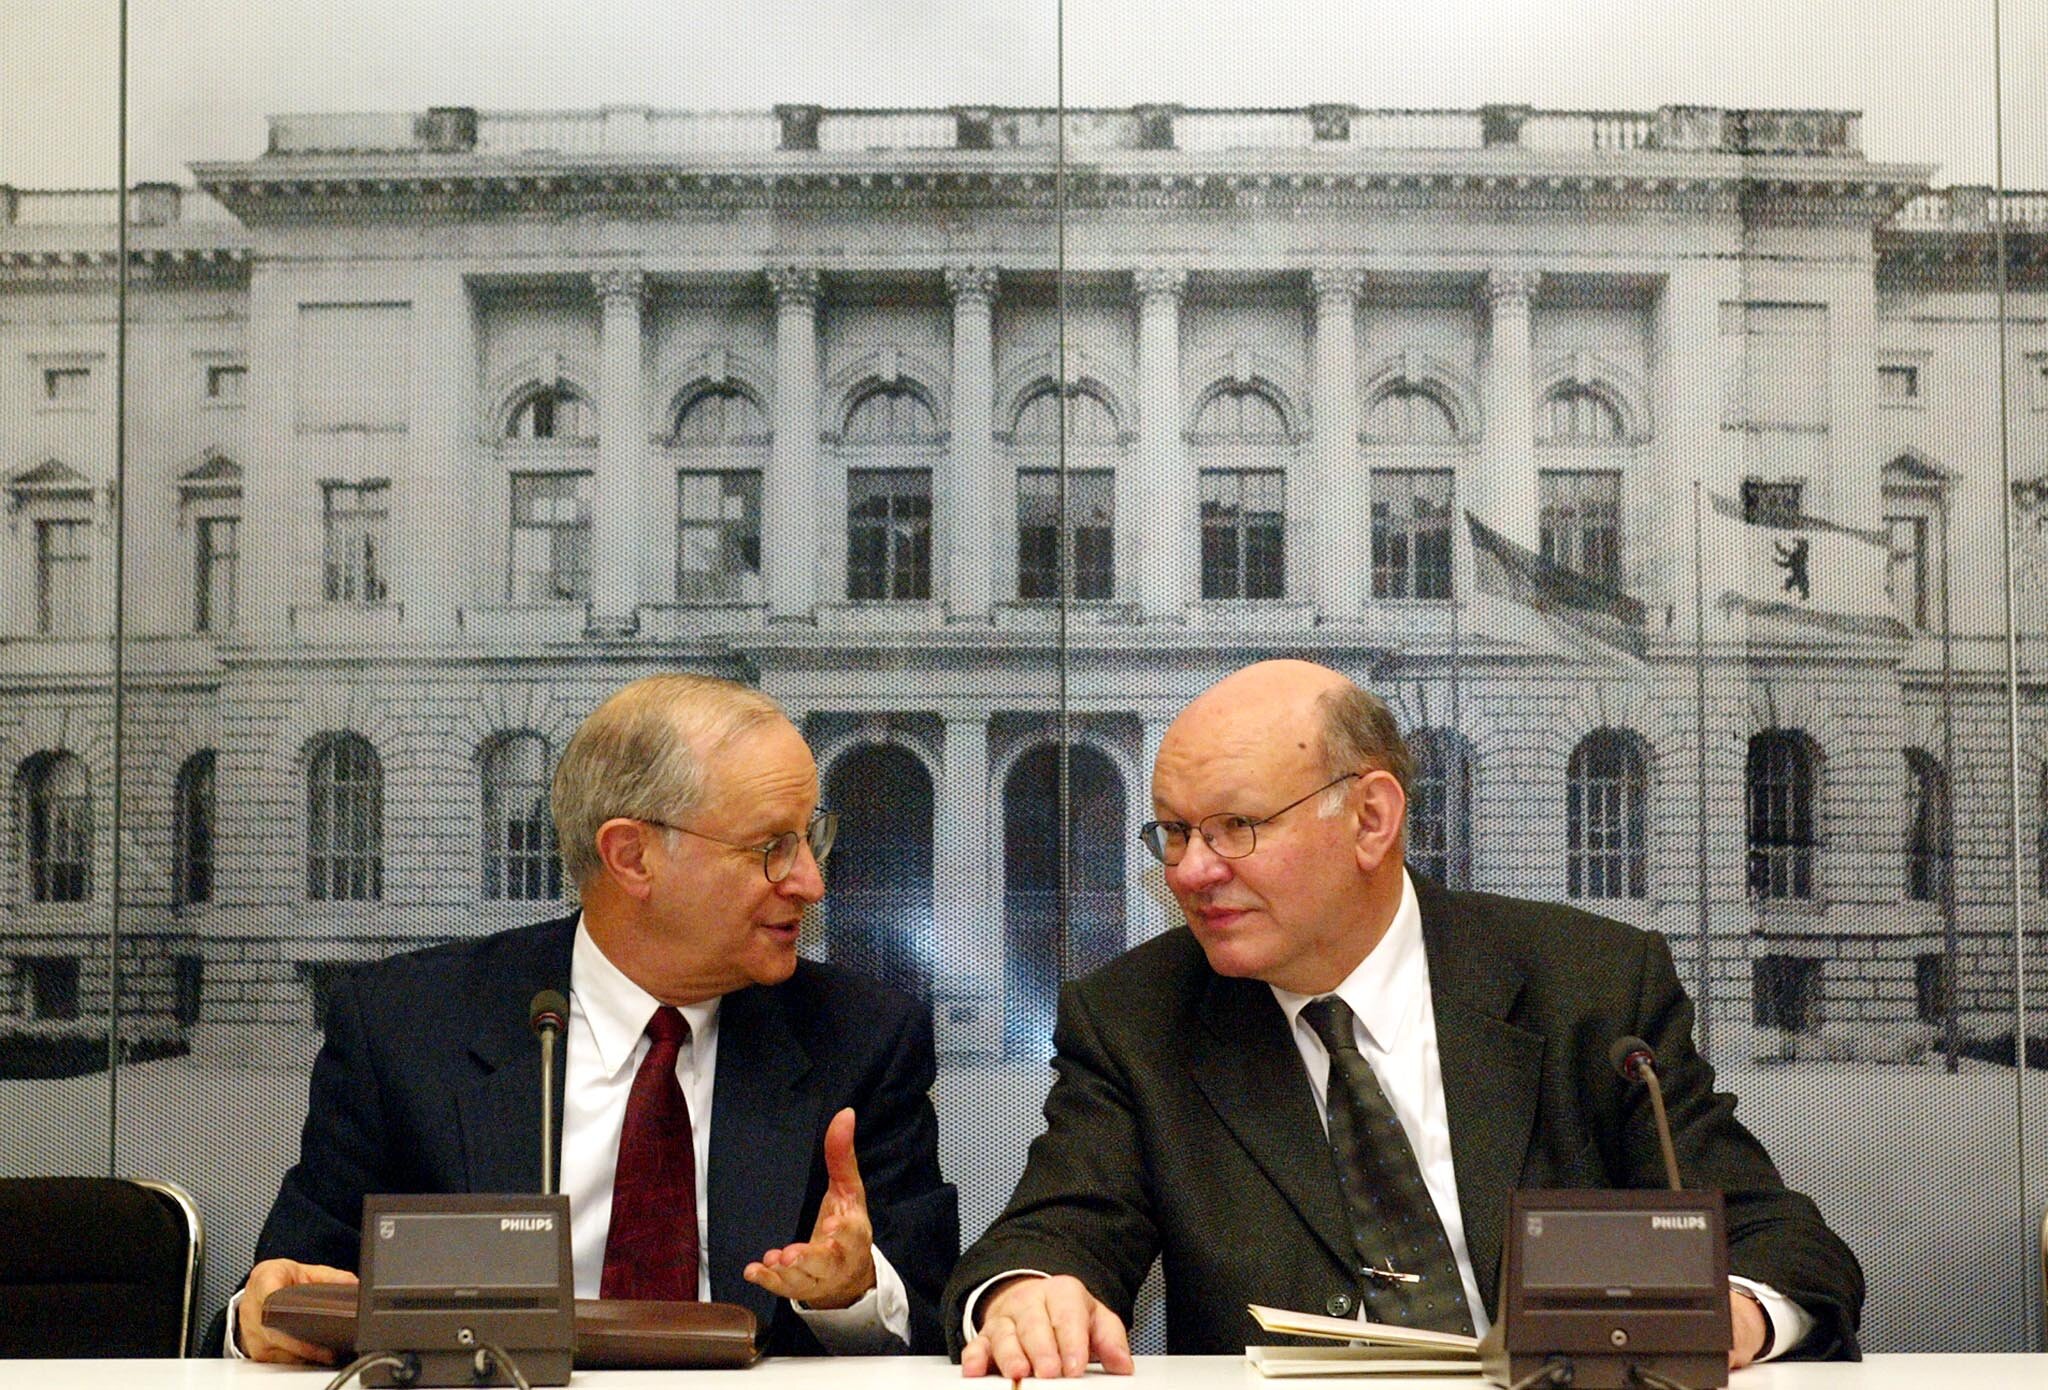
[765,268,822,619]
[592,267,646,633]
[945,266,999,620]
[1479,270,1541,550]
[1311,268,1366,618]
[396,266,472,636]
[1134,267,1189,619]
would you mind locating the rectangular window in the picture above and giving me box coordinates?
[1752,954,1822,1033]
[1740,477,1804,527]
[1539,470,1623,589]
[1371,469,1454,600]
[508,472,593,602]
[1885,514,1929,629]
[1017,468,1114,601]
[175,955,204,1027]
[195,516,239,633]
[22,957,81,1022]
[321,481,390,603]
[676,470,763,603]
[41,366,90,405]
[1199,468,1285,600]
[848,469,932,601]
[206,364,247,403]
[35,519,92,637]
[1877,365,1919,402]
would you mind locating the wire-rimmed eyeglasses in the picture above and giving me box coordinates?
[638,810,838,883]
[1138,773,1360,866]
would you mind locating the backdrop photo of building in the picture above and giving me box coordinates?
[2,102,2045,1351]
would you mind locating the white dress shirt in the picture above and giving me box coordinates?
[970,872,1810,1361]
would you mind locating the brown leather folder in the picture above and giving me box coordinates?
[263,1283,760,1369]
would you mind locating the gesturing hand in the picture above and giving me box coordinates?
[743,1106,877,1309]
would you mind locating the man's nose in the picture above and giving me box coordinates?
[780,839,827,903]
[1167,831,1232,892]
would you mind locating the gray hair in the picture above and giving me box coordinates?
[1314,681,1414,815]
[552,673,786,888]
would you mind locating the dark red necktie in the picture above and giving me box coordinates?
[601,1005,699,1301]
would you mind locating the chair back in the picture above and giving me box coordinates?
[0,1176,204,1357]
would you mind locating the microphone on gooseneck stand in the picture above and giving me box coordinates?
[529,990,570,1196]
[1608,1034,1683,1192]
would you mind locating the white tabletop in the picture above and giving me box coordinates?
[0,1357,2042,1390]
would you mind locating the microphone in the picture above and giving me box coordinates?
[1609,1034,1682,1192]
[529,990,569,1195]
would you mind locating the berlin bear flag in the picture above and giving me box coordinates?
[1708,489,1909,640]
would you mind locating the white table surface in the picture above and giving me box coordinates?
[0,1356,2042,1390]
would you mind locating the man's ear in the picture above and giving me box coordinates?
[594,818,658,901]
[1352,769,1407,874]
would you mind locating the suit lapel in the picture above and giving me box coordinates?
[455,916,577,1195]
[705,982,818,1323]
[1415,881,1542,1314]
[1188,970,1357,1275]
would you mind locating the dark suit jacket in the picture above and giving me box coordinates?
[251,914,958,1355]
[945,879,1862,1360]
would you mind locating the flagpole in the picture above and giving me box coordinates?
[1939,484,1959,1073]
[1693,481,1713,1060]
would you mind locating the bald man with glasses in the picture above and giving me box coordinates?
[947,659,1860,1378]
[231,674,957,1362]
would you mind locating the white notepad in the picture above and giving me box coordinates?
[1247,1303,1482,1378]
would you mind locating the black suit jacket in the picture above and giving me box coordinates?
[946,879,1862,1360]
[251,915,958,1355]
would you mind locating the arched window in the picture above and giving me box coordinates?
[1014,384,1119,445]
[483,734,561,902]
[1747,731,1818,900]
[1004,745,1126,1059]
[308,733,383,901]
[823,746,934,1001]
[1568,731,1648,899]
[1542,386,1624,444]
[672,385,769,445]
[174,751,216,906]
[507,384,593,442]
[1904,748,1951,904]
[1365,385,1458,444]
[844,384,941,444]
[1193,383,1288,442]
[18,752,92,902]
[1407,730,1473,890]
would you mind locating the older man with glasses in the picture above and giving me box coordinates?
[947,658,1860,1378]
[231,673,957,1362]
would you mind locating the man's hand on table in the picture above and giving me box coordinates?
[960,1274,1134,1379]
[239,1258,358,1364]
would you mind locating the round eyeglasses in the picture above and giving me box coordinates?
[1138,773,1360,866]
[639,810,838,882]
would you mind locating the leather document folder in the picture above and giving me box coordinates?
[264,1282,760,1369]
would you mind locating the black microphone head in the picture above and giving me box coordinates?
[1609,1034,1655,1081]
[529,989,569,1036]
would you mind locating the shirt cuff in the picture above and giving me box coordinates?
[223,1288,248,1359]
[1731,1275,1813,1362]
[793,1243,911,1352]
[961,1268,1052,1344]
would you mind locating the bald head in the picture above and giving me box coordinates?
[1166,660,1412,801]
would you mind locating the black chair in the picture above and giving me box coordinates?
[0,1176,204,1357]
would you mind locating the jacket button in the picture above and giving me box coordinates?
[1325,1291,1355,1318]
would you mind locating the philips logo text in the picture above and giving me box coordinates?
[501,1216,555,1232]
[1651,1215,1708,1231]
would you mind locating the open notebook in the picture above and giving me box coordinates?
[1246,1304,1482,1378]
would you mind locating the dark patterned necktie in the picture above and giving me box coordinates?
[601,1005,699,1301]
[1300,995,1474,1335]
